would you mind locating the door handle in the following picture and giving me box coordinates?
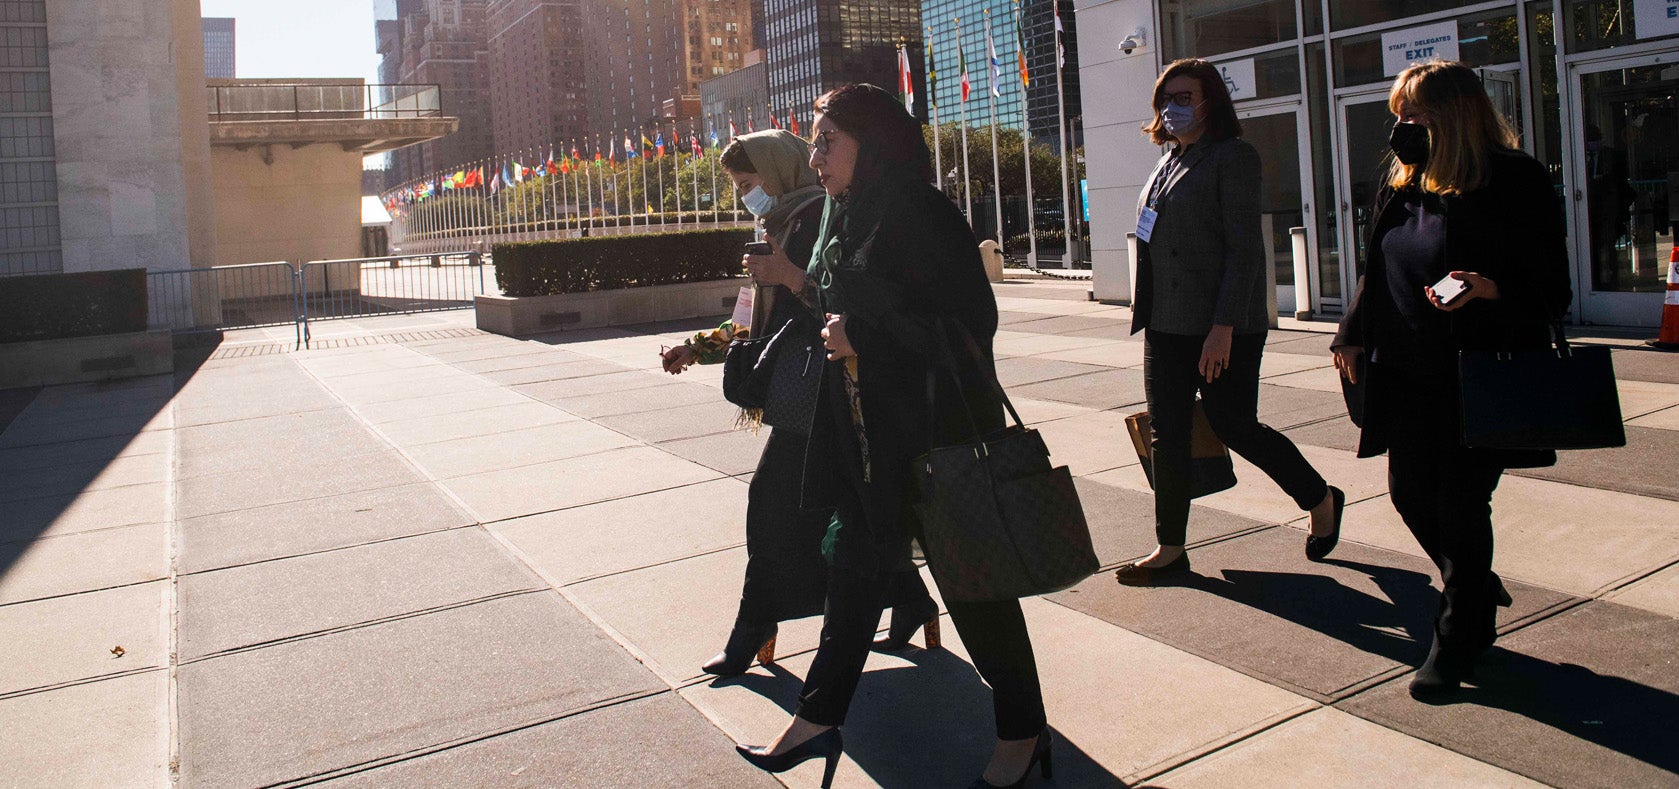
[1340,201,1349,212]
[1574,189,1584,201]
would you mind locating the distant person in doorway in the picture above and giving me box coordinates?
[1331,61,1572,699]
[1115,58,1344,586]
[659,129,938,677]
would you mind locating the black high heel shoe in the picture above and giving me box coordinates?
[1408,638,1477,702]
[736,727,843,788]
[1305,486,1346,562]
[873,597,941,651]
[969,730,1053,788]
[701,622,777,677]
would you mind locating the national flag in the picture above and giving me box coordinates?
[610,136,618,163]
[654,132,665,158]
[746,117,755,132]
[559,156,570,175]
[1014,1,1029,88]
[1054,0,1066,68]
[927,27,938,108]
[625,133,639,158]
[571,143,582,163]
[690,132,702,156]
[594,142,603,167]
[464,167,481,188]
[452,170,466,187]
[490,170,501,194]
[711,127,720,149]
[728,119,738,139]
[897,41,914,114]
[959,33,971,102]
[789,110,800,136]
[988,27,1001,98]
[512,161,524,183]
[768,105,779,130]
[546,149,559,176]
[642,133,655,154]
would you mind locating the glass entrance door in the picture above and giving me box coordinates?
[1569,57,1679,326]
[1237,105,1309,314]
[1333,91,1394,300]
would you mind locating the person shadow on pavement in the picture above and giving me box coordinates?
[713,645,1129,787]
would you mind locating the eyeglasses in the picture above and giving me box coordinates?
[812,130,838,155]
[1160,91,1199,108]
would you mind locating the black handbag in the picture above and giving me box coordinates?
[1458,322,1626,451]
[721,330,775,409]
[912,325,1099,603]
[760,317,823,434]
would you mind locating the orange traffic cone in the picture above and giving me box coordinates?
[1650,247,1679,351]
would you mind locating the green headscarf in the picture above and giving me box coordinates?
[736,130,827,243]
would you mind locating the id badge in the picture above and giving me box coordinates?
[1136,207,1159,243]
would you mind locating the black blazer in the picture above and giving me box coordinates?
[1132,136,1270,336]
[1334,148,1573,465]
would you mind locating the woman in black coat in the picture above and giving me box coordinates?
[1332,62,1572,699]
[732,84,1050,789]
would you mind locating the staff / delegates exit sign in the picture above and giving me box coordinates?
[1381,20,1459,77]
[1637,0,1679,38]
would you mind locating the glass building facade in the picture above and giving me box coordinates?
[202,17,235,80]
[0,0,59,277]
[1087,0,1679,326]
[763,0,926,131]
[922,0,1028,132]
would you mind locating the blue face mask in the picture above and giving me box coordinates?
[1160,101,1203,138]
[742,186,778,217]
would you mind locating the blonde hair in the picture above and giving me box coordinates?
[1386,61,1520,196]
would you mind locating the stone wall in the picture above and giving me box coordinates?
[210,144,364,270]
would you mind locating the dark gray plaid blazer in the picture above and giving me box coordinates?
[1130,136,1269,336]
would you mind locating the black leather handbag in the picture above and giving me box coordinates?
[1458,322,1626,451]
[759,317,823,434]
[721,330,774,410]
[912,325,1098,603]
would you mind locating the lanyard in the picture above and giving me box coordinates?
[1146,151,1182,210]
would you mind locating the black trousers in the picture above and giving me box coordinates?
[736,428,930,625]
[1381,364,1503,656]
[794,472,1047,740]
[1143,329,1328,546]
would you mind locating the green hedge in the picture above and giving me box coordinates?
[0,268,148,344]
[493,227,752,297]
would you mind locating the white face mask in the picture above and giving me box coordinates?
[742,185,778,217]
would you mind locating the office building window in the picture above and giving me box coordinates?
[0,0,58,276]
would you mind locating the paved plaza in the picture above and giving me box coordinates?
[2,278,1677,787]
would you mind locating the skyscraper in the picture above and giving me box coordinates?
[379,0,494,185]
[579,0,750,139]
[202,17,236,79]
[486,0,587,152]
[762,0,925,131]
[921,0,1023,132]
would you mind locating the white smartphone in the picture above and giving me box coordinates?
[1431,274,1470,305]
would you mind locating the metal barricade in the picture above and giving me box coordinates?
[147,262,304,346]
[298,252,486,346]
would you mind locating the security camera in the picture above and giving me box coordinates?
[1119,27,1146,55]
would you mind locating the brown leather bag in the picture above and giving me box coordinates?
[1125,400,1237,498]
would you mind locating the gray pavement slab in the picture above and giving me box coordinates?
[993,355,1110,387]
[0,672,168,787]
[477,357,627,386]
[1340,601,1679,789]
[326,372,502,406]
[174,448,422,520]
[490,477,749,586]
[0,581,167,695]
[178,482,476,573]
[374,400,579,446]
[1012,368,1148,410]
[318,693,782,788]
[400,419,638,479]
[0,522,167,605]
[448,348,593,374]
[442,445,721,523]
[655,427,770,476]
[1255,384,1349,430]
[0,451,169,502]
[355,386,530,424]
[1511,426,1679,501]
[1264,330,1339,357]
[174,409,384,478]
[525,380,721,419]
[1072,477,1267,566]
[0,405,172,449]
[593,399,745,443]
[998,310,1060,325]
[420,341,564,364]
[0,429,167,474]
[513,369,672,400]
[1048,527,1576,701]
[1065,320,1144,340]
[1009,314,1130,335]
[3,482,168,543]
[179,528,543,659]
[1603,560,1679,618]
[0,385,37,433]
[177,593,664,788]
[1282,414,1362,453]
[1610,346,1679,383]
[173,387,340,428]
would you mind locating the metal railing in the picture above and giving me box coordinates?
[207,83,442,122]
[146,252,485,349]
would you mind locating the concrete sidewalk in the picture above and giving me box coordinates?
[2,278,1676,787]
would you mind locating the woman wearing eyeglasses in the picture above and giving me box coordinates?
[1114,58,1344,586]
[1332,62,1570,699]
[732,84,1049,789]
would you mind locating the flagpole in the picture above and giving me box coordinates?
[957,16,973,226]
[1014,0,1037,268]
[927,27,943,192]
[673,121,683,231]
[986,12,1004,249]
[691,125,701,227]
[657,133,667,230]
[711,121,720,223]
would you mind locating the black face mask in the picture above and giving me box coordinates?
[1389,121,1430,166]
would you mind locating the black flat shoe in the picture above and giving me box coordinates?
[1305,485,1346,562]
[1114,552,1190,586]
[969,730,1053,788]
[873,596,941,651]
[1492,572,1513,608]
[702,622,777,677]
[737,727,843,788]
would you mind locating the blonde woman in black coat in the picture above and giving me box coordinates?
[1332,61,1571,699]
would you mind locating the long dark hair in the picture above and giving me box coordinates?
[813,83,934,187]
[1141,58,1242,146]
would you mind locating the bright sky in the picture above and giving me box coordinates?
[197,0,380,82]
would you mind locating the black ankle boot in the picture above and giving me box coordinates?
[1409,637,1477,702]
[702,622,777,677]
[873,596,940,651]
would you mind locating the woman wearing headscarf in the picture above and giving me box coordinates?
[1333,62,1570,699]
[731,85,1050,789]
[660,129,938,677]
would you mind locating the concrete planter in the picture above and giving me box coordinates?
[0,330,174,390]
[476,277,748,337]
